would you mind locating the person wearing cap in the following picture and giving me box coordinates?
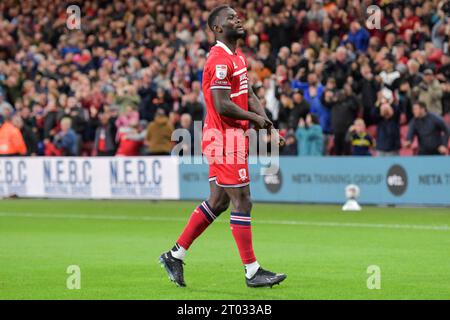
[413,69,443,115]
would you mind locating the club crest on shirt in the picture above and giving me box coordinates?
[215,64,227,80]
[238,168,248,181]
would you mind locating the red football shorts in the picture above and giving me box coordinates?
[202,128,250,187]
[208,150,250,187]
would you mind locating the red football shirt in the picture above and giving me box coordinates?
[202,41,249,156]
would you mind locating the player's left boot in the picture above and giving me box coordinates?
[159,251,186,287]
[246,267,286,288]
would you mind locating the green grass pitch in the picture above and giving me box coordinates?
[0,199,449,300]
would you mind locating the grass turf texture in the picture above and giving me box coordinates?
[0,199,449,300]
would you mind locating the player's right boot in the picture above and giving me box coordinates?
[246,267,286,288]
[159,251,186,287]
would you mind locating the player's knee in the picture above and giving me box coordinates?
[207,198,229,215]
[235,195,252,213]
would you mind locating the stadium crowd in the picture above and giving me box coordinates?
[0,0,449,157]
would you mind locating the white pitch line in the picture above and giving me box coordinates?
[0,212,449,231]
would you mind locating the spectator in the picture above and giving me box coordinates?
[50,117,78,156]
[292,73,329,134]
[115,119,145,157]
[115,105,140,130]
[0,92,13,116]
[65,96,87,138]
[43,98,61,141]
[412,69,444,116]
[145,108,174,156]
[326,84,359,155]
[346,119,374,156]
[356,64,380,126]
[94,112,117,156]
[342,21,370,52]
[295,113,323,156]
[277,93,295,130]
[379,56,401,91]
[398,80,414,122]
[372,103,401,156]
[280,133,298,156]
[179,92,204,123]
[0,109,27,156]
[406,59,423,88]
[405,101,450,155]
[323,46,350,89]
[176,113,195,157]
[287,89,310,130]
[12,115,38,156]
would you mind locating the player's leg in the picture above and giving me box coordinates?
[223,184,286,287]
[173,179,230,256]
[159,179,230,287]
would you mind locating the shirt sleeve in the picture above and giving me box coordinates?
[208,56,233,90]
[406,119,415,142]
[435,115,450,147]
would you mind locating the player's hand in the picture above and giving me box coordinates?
[270,128,286,147]
[278,134,286,147]
[252,114,272,130]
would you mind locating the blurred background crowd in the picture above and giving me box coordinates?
[0,0,449,157]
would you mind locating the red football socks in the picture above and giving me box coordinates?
[176,205,257,265]
[176,201,217,250]
[230,212,256,264]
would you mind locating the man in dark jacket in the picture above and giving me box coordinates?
[405,101,450,155]
[12,114,38,155]
[357,64,380,126]
[178,92,204,122]
[287,89,310,130]
[372,103,401,156]
[323,84,359,155]
[323,47,350,90]
[94,112,117,156]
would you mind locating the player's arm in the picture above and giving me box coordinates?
[247,84,285,146]
[248,85,271,122]
[212,89,270,129]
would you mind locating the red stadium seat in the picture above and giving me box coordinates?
[399,113,408,125]
[400,125,409,140]
[444,114,450,127]
[327,135,335,155]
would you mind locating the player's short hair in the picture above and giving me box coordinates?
[207,5,229,31]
